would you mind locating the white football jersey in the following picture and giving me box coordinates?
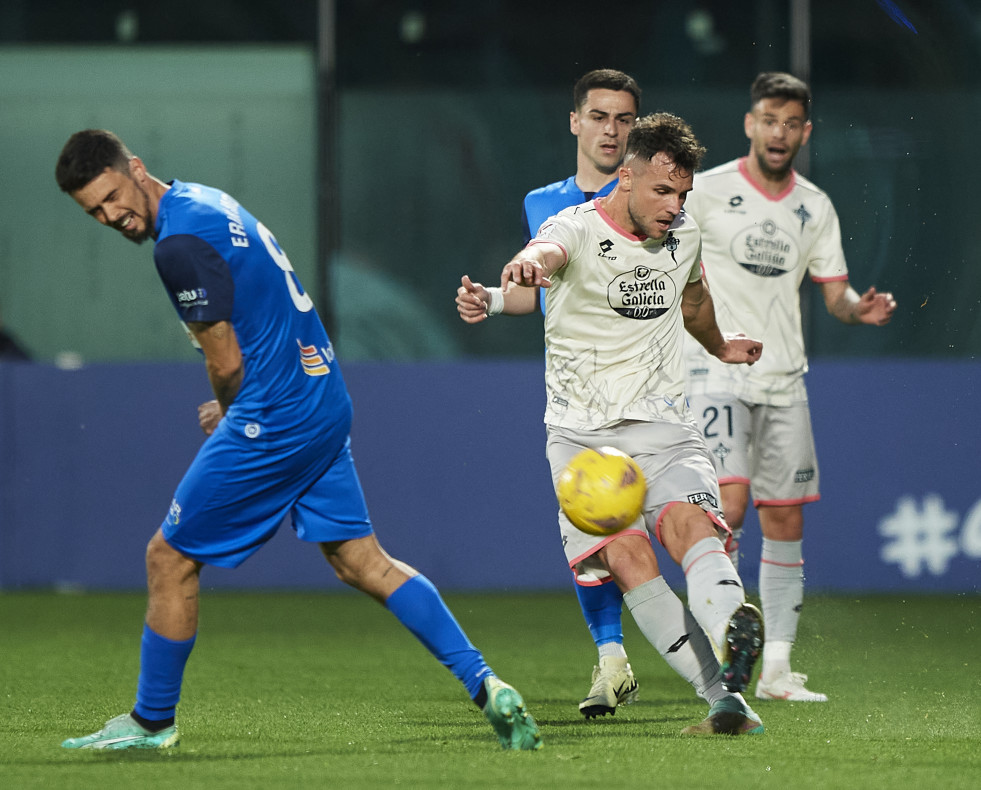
[533,199,702,430]
[683,158,848,405]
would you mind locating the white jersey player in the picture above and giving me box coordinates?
[458,113,770,736]
[684,158,847,407]
[683,72,896,704]
[539,198,701,431]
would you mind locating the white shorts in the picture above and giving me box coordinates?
[687,394,820,506]
[546,419,729,580]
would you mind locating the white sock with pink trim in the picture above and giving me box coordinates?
[759,538,804,680]
[681,536,745,651]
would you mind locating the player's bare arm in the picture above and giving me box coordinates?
[188,320,244,417]
[501,242,566,289]
[682,278,763,365]
[820,280,896,326]
[455,275,537,323]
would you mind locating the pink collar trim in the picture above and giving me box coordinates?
[737,157,797,202]
[594,198,647,241]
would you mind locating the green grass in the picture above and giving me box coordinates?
[1,590,979,789]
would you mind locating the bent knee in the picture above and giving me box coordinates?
[145,530,199,583]
[320,537,413,599]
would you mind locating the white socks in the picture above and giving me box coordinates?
[681,536,746,650]
[598,641,628,660]
[759,538,804,678]
[623,576,725,702]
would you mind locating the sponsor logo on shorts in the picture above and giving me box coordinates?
[688,491,719,508]
[168,499,182,525]
[795,468,816,483]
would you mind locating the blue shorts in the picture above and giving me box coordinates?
[162,420,374,568]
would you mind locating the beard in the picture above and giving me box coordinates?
[117,180,155,245]
[754,147,795,181]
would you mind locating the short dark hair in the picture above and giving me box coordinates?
[573,69,641,113]
[625,113,705,175]
[750,72,812,119]
[55,129,135,193]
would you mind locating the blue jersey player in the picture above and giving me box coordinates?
[458,70,644,718]
[55,129,541,752]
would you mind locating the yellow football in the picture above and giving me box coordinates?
[557,446,646,537]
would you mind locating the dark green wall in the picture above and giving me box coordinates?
[3,47,979,363]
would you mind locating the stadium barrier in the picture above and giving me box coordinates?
[0,359,977,593]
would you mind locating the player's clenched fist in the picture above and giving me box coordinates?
[456,275,491,323]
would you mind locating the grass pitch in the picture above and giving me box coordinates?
[1,590,979,789]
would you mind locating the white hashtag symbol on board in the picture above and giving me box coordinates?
[878,494,960,577]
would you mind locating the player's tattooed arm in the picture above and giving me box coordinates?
[820,280,896,326]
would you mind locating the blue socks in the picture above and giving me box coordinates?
[575,578,625,647]
[132,576,493,723]
[133,623,196,725]
[385,575,492,702]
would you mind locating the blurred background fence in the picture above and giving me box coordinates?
[0,1,978,591]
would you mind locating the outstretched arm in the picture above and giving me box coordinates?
[682,278,762,365]
[455,241,566,323]
[455,275,537,323]
[821,280,896,326]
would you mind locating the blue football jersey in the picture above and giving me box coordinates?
[521,175,618,314]
[153,180,348,443]
[521,175,618,244]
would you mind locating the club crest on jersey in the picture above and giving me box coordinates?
[608,265,674,320]
[734,219,795,277]
[794,202,812,231]
[661,232,680,253]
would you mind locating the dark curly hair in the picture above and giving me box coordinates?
[624,113,706,175]
[55,129,134,194]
